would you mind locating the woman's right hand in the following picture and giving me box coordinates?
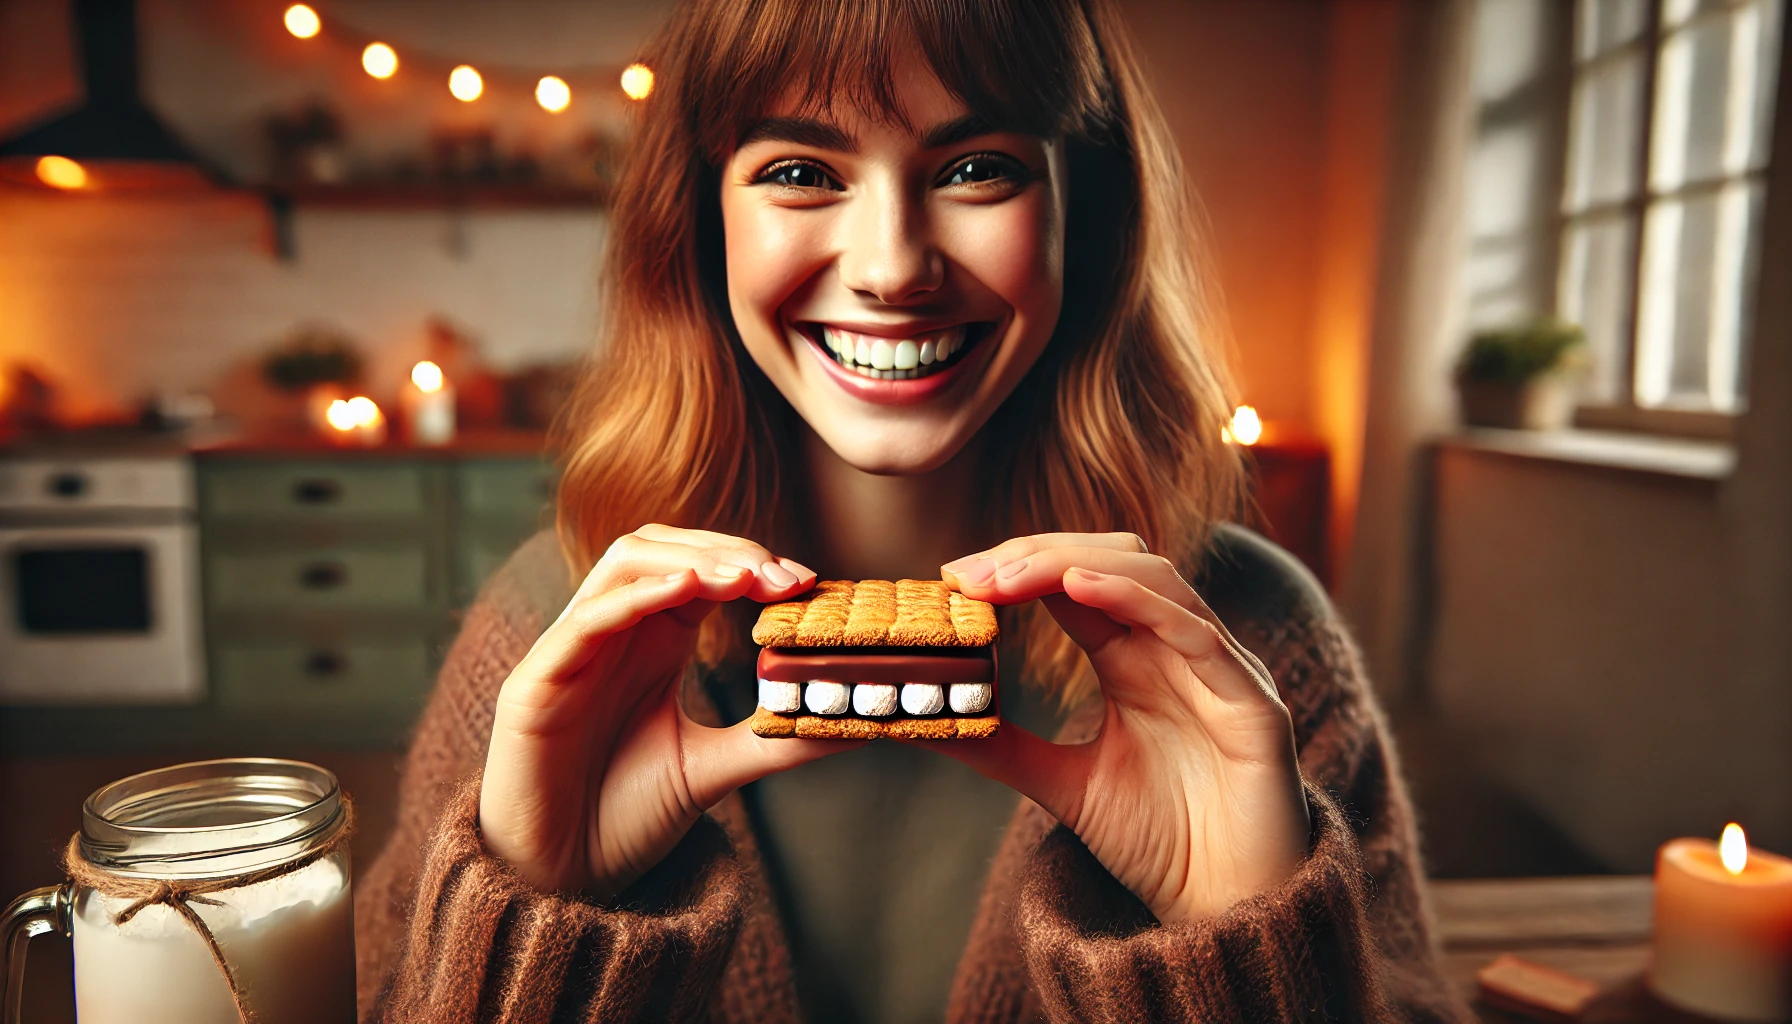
[479,525,854,896]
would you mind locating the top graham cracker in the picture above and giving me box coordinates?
[751,579,999,648]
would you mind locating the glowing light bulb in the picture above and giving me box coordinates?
[411,361,445,394]
[449,65,483,102]
[325,399,356,432]
[1721,823,1748,875]
[1227,405,1262,446]
[346,396,382,428]
[535,75,571,113]
[36,155,88,190]
[283,4,320,39]
[620,63,654,101]
[362,42,398,79]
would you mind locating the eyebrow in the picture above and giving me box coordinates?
[738,113,1007,155]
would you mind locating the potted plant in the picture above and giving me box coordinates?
[260,324,366,432]
[1454,318,1588,430]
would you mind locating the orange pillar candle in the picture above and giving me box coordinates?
[1652,824,1792,1021]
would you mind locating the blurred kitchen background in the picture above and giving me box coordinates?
[1,0,1788,1015]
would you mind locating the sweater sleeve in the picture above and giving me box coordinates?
[966,612,1472,1023]
[366,775,748,1023]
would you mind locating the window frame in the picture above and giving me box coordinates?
[1557,0,1782,439]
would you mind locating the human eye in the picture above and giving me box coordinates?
[935,152,1027,190]
[754,159,843,191]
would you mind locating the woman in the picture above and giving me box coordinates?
[355,0,1469,1020]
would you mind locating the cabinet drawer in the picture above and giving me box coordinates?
[213,639,432,711]
[457,459,556,518]
[207,545,432,611]
[203,463,426,518]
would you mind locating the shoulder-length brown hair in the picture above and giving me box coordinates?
[555,0,1244,705]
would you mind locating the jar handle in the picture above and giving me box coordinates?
[3,883,72,1024]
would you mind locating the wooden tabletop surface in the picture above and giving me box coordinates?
[1433,875,1722,1022]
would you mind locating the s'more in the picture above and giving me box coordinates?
[748,579,999,740]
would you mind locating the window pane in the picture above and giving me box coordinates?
[1578,0,1649,59]
[1650,0,1784,190]
[1566,53,1646,211]
[1558,216,1637,404]
[1634,183,1764,410]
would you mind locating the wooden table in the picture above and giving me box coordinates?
[1434,876,1719,1022]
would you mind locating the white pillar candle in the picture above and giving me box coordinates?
[403,360,456,446]
[1651,824,1792,1021]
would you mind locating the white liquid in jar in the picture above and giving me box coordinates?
[72,857,355,1024]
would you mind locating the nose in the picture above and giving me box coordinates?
[835,178,943,305]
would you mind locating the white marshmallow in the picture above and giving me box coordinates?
[900,682,945,716]
[853,683,899,717]
[758,678,801,713]
[804,681,850,715]
[948,682,994,714]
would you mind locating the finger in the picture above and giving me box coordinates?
[635,524,819,585]
[678,718,866,810]
[956,547,1196,609]
[571,533,807,612]
[941,532,1148,589]
[902,721,1097,828]
[1062,568,1275,705]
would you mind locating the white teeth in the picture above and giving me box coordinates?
[919,340,935,365]
[853,683,899,717]
[948,682,993,714]
[804,681,850,716]
[855,338,872,366]
[900,683,945,715]
[938,332,956,361]
[871,339,894,370]
[894,340,919,370]
[759,678,801,713]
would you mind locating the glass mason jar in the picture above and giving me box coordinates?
[2,758,356,1024]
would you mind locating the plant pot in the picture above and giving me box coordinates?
[1457,375,1576,430]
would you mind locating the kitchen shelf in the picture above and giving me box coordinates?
[261,183,608,259]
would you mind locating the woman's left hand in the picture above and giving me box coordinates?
[930,533,1311,925]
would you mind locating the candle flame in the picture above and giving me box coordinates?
[1721,823,1748,875]
[36,155,88,190]
[1224,405,1262,446]
[411,361,445,394]
[347,396,382,428]
[325,399,356,432]
[621,63,654,101]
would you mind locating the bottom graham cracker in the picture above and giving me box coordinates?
[749,706,999,740]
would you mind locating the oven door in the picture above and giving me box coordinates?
[0,523,206,704]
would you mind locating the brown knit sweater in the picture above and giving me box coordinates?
[354,527,1472,1023]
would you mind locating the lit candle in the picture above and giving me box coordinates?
[403,361,455,446]
[1652,824,1792,1021]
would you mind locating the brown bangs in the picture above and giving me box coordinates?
[660,0,1115,162]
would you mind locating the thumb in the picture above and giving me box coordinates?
[678,717,865,811]
[904,721,1097,829]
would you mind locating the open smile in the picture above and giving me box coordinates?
[796,321,997,406]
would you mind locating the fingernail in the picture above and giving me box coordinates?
[664,570,690,583]
[941,553,984,573]
[760,560,798,587]
[779,558,817,584]
[714,563,748,579]
[996,557,1029,581]
[957,557,996,586]
[1068,567,1107,583]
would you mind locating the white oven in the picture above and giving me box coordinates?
[0,455,205,704]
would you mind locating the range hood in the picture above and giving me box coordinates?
[0,0,226,188]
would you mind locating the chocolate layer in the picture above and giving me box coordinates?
[756,646,995,684]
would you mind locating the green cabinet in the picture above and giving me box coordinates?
[197,452,555,725]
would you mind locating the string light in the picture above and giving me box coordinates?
[362,42,398,79]
[535,75,571,113]
[449,65,483,102]
[283,4,320,39]
[36,155,88,190]
[411,361,445,394]
[621,63,654,100]
[1223,405,1262,445]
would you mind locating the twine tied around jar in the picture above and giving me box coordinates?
[59,793,355,1024]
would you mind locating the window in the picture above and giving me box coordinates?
[1558,0,1783,417]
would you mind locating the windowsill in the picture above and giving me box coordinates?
[1439,427,1736,481]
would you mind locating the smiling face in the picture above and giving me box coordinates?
[719,51,1068,476]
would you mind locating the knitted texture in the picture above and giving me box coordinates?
[355,530,1473,1023]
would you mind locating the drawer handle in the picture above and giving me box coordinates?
[303,651,348,678]
[299,561,348,589]
[292,479,342,505]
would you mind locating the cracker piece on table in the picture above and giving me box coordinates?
[1475,954,1600,1022]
